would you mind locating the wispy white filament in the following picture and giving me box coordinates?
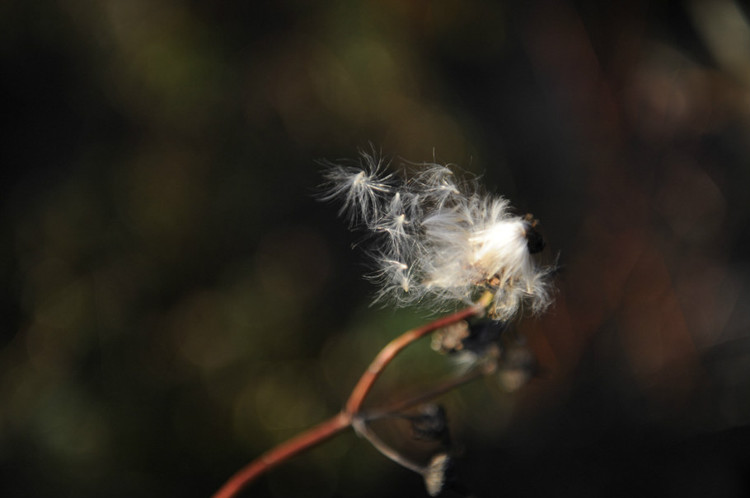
[320,150,553,321]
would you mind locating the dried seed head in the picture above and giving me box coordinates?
[320,150,555,321]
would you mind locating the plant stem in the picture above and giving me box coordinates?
[212,412,350,498]
[344,299,488,415]
[352,417,426,474]
[214,297,490,498]
[360,366,490,422]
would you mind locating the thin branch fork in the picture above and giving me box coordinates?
[213,298,489,498]
[344,301,487,415]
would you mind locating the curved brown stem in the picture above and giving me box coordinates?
[213,411,351,498]
[344,300,488,415]
[214,297,490,498]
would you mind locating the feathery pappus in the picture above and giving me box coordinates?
[319,149,554,321]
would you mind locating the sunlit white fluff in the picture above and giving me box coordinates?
[320,150,553,321]
[319,153,394,226]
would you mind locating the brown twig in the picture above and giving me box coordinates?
[345,294,491,415]
[213,412,350,498]
[359,364,491,423]
[352,417,426,474]
[213,298,489,498]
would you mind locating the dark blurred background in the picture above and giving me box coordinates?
[3,0,750,496]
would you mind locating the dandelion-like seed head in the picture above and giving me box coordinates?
[320,150,554,321]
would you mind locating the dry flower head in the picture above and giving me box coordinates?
[320,149,554,321]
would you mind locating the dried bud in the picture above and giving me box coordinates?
[423,453,450,497]
[498,344,537,392]
[522,214,545,254]
[410,404,450,445]
[462,319,506,355]
[431,321,471,354]
[432,319,506,358]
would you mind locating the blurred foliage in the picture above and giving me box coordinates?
[3,0,750,496]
